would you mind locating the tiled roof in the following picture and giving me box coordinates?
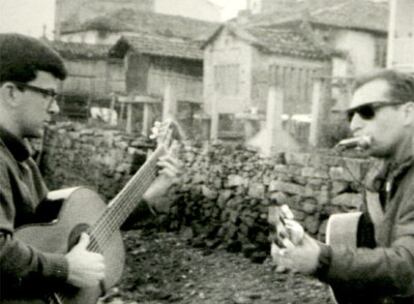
[246,0,388,34]
[109,35,203,60]
[44,40,111,59]
[245,27,332,59]
[204,24,336,60]
[61,9,220,42]
[308,0,388,33]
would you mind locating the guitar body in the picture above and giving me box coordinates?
[326,212,362,304]
[7,187,125,304]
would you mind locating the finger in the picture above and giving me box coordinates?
[77,233,90,249]
[158,167,178,178]
[157,158,180,172]
[281,238,295,249]
[158,156,182,170]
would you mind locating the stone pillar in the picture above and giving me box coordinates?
[266,86,284,154]
[142,103,153,136]
[309,77,331,147]
[162,82,177,121]
[210,92,219,140]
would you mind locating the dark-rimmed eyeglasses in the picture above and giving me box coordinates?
[13,81,58,100]
[346,101,407,122]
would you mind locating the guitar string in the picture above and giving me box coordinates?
[88,148,162,252]
[92,148,159,237]
[90,163,157,251]
[92,150,159,245]
[91,166,157,251]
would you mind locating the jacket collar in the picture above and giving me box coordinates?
[0,126,30,162]
[368,156,414,192]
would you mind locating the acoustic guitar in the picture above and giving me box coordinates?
[325,190,385,304]
[271,193,382,304]
[4,121,181,304]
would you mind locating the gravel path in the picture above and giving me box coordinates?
[100,229,334,304]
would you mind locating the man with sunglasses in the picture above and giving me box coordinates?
[0,33,181,301]
[275,69,414,303]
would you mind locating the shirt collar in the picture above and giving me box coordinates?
[0,126,30,162]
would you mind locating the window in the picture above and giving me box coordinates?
[214,64,239,96]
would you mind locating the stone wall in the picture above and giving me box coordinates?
[41,123,373,261]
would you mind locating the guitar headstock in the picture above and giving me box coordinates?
[149,119,185,151]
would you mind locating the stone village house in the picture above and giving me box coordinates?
[202,0,389,142]
[48,8,219,128]
[107,34,206,135]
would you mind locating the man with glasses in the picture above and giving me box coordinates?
[275,69,414,303]
[0,33,181,301]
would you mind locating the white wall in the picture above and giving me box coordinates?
[333,30,377,75]
[387,0,414,71]
[154,0,221,22]
[61,31,135,45]
[203,28,253,115]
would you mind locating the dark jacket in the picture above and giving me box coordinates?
[319,158,414,304]
[0,127,68,299]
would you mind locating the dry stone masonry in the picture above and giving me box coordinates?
[41,123,373,262]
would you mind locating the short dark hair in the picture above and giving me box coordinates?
[0,33,67,84]
[353,69,414,103]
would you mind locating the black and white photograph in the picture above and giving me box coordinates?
[0,0,413,303]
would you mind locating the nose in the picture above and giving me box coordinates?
[349,113,364,134]
[48,98,60,115]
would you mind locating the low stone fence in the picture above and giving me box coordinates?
[41,123,373,261]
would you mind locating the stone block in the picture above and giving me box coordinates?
[285,152,310,166]
[332,193,363,209]
[227,174,247,187]
[201,185,218,199]
[269,191,289,206]
[318,185,330,205]
[301,198,318,214]
[217,189,233,208]
[331,181,350,195]
[273,164,289,173]
[268,180,305,195]
[304,216,320,235]
[301,167,329,179]
[248,183,265,198]
[292,209,306,221]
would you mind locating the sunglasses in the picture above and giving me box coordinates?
[346,100,406,122]
[13,81,58,100]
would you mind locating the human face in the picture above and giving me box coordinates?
[16,71,60,138]
[348,79,407,158]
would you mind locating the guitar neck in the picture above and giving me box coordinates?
[90,145,166,249]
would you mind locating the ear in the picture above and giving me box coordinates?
[402,101,414,126]
[0,82,22,107]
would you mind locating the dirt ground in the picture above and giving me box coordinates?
[100,229,335,304]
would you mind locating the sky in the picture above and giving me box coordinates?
[0,0,246,39]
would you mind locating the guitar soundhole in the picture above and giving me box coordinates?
[68,223,98,251]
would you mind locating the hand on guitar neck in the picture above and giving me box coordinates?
[143,119,184,212]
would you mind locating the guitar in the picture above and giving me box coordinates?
[270,203,378,304]
[5,120,181,304]
[326,191,383,304]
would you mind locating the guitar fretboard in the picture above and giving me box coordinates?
[88,146,165,252]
